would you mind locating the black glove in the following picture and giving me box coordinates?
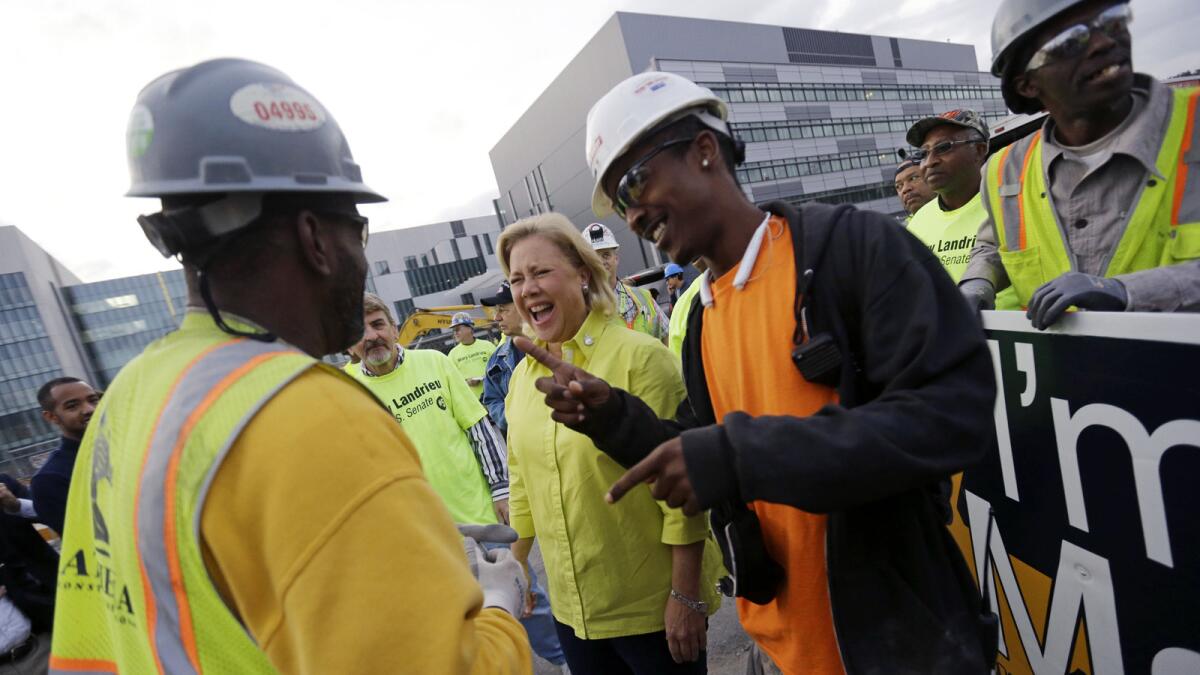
[959,278,996,312]
[1026,272,1128,330]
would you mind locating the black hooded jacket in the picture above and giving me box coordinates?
[0,474,59,632]
[573,201,997,673]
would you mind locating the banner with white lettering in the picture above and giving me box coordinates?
[947,312,1200,675]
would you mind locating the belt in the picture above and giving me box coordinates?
[0,634,37,664]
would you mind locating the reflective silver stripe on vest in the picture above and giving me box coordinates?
[993,133,1038,251]
[191,358,318,645]
[137,338,303,675]
[1176,91,1200,224]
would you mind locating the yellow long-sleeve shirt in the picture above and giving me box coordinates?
[506,310,722,640]
[199,366,531,674]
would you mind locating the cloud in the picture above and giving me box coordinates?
[1,0,1194,281]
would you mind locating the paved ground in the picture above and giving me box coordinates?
[527,544,753,674]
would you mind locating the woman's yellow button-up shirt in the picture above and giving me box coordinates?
[505,309,722,639]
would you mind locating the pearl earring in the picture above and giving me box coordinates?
[582,283,589,293]
[702,158,710,168]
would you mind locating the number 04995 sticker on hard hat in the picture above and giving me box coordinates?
[230,83,326,132]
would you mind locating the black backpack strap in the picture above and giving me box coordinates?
[776,203,843,387]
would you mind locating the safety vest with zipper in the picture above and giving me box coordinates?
[617,281,663,337]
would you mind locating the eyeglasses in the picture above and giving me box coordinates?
[321,211,370,248]
[1026,4,1132,72]
[612,137,695,219]
[908,138,985,163]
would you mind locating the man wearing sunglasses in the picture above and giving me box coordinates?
[519,71,997,674]
[905,110,1020,309]
[961,0,1200,328]
[50,59,532,674]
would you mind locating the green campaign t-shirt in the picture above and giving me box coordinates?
[347,349,496,525]
[448,338,497,398]
[908,193,1020,310]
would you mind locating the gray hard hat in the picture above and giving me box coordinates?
[128,58,385,256]
[990,0,1127,114]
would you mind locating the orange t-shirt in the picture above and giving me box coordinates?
[701,216,844,675]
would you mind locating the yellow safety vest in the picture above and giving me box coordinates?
[50,312,323,674]
[984,86,1200,307]
[619,282,664,338]
[667,275,704,359]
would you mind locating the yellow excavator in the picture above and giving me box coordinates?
[396,305,496,349]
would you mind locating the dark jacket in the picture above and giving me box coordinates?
[32,435,79,536]
[0,474,59,632]
[575,201,997,673]
[482,338,525,436]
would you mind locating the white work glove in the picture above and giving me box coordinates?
[468,540,528,617]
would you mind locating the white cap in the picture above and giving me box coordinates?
[585,72,730,217]
[583,223,619,251]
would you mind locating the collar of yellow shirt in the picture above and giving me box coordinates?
[527,307,614,366]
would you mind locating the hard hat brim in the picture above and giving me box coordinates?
[127,177,387,203]
[590,101,729,218]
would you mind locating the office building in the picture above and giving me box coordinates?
[0,226,86,476]
[0,214,503,475]
[61,270,189,388]
[490,12,1009,276]
[365,214,505,324]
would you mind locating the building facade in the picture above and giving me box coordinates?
[0,215,503,475]
[365,214,506,324]
[490,12,1010,277]
[61,270,189,388]
[0,226,86,477]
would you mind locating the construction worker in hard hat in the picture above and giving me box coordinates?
[49,58,531,674]
[517,70,997,673]
[961,0,1200,328]
[447,311,498,399]
[666,272,704,359]
[583,222,669,342]
[663,262,686,316]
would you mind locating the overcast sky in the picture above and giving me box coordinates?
[1,0,1194,282]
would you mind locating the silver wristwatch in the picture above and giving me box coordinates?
[669,589,708,615]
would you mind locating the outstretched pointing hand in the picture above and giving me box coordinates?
[513,337,613,425]
[606,437,701,516]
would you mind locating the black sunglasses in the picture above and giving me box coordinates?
[908,137,985,163]
[612,137,696,219]
[1025,4,1132,72]
[320,211,370,248]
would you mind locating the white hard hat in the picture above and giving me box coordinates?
[586,72,730,217]
[583,223,619,251]
[449,312,474,328]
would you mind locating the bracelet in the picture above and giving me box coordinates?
[669,589,708,615]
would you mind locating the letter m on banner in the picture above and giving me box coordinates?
[956,311,1200,675]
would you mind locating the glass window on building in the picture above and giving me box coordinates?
[393,299,415,324]
[374,260,391,276]
[0,272,64,476]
